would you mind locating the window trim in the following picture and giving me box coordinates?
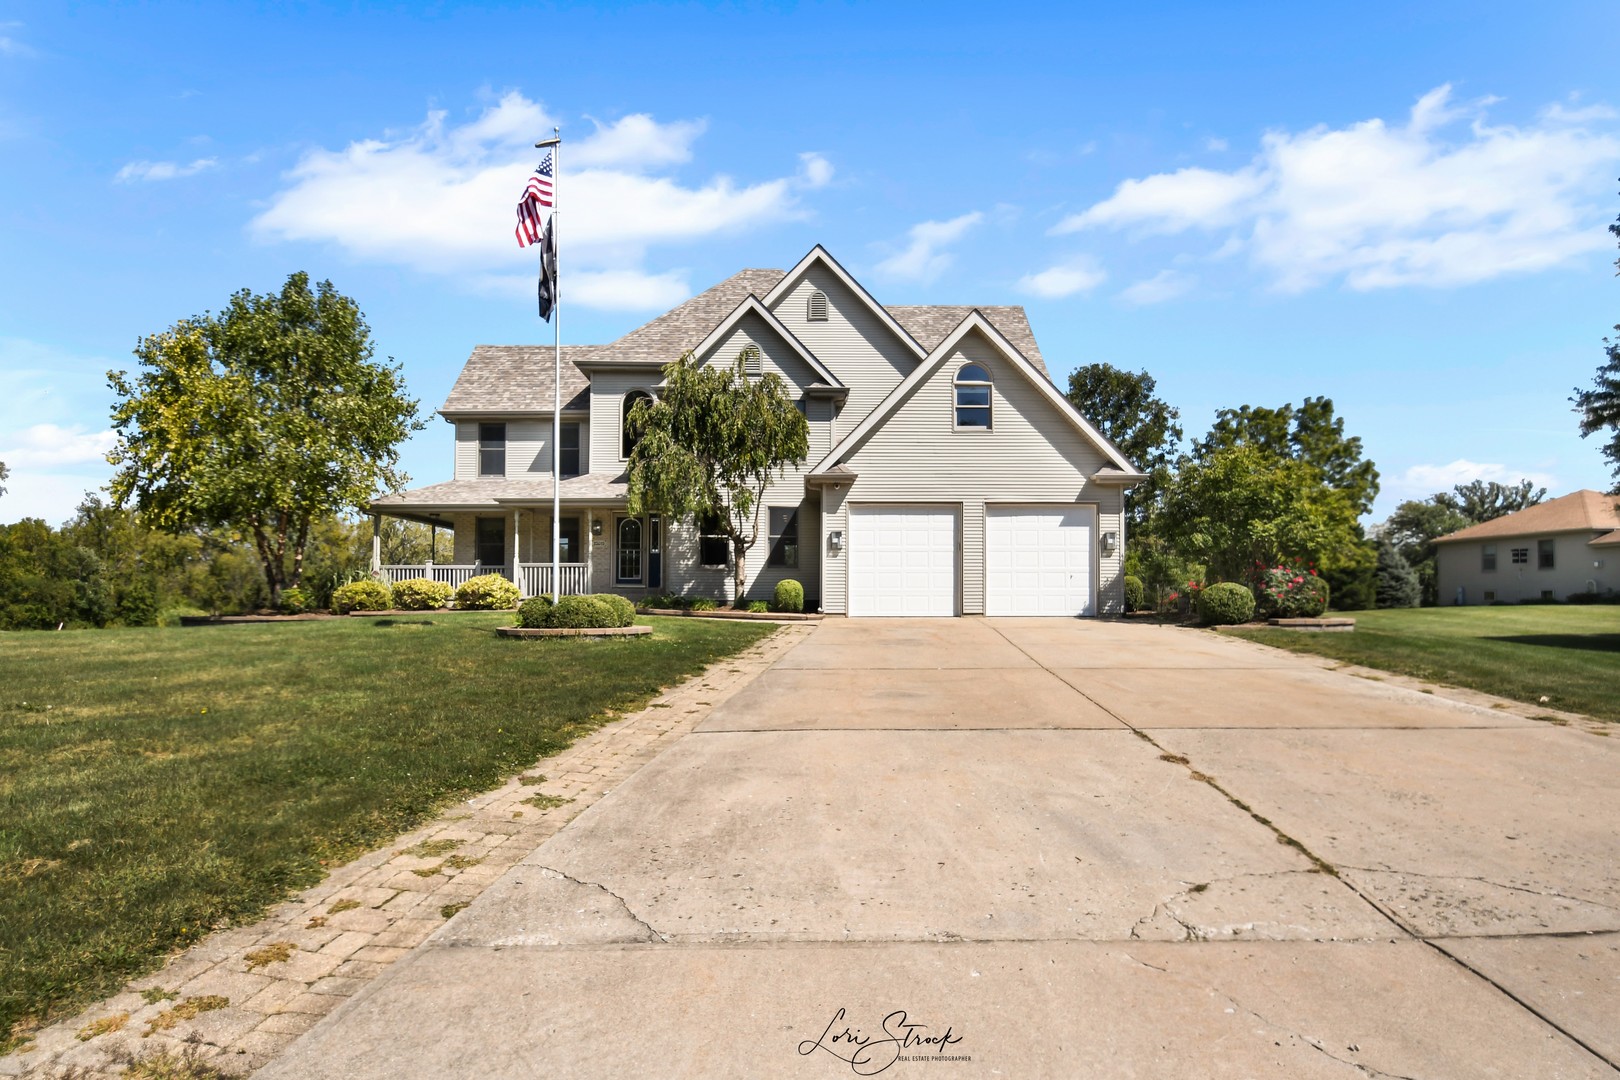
[767,506,800,568]
[698,512,729,568]
[953,363,992,431]
[1537,538,1555,570]
[478,422,507,477]
[559,421,581,478]
[622,391,653,461]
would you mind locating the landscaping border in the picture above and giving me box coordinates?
[496,626,653,639]
[636,607,822,622]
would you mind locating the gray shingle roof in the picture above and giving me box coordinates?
[887,306,1051,379]
[372,473,630,510]
[440,267,1054,413]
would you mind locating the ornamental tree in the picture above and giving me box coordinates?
[625,350,810,601]
[107,273,423,605]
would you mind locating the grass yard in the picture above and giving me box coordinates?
[1227,605,1620,722]
[0,613,774,1051]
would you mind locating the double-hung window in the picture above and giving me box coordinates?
[1481,545,1496,572]
[478,423,506,476]
[1537,539,1555,569]
[699,513,729,567]
[954,364,991,429]
[559,422,581,477]
[767,507,799,568]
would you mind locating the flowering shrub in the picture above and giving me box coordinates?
[1252,558,1330,618]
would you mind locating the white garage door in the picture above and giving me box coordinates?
[986,506,1096,616]
[848,505,958,617]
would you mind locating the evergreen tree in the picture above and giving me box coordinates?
[1373,537,1420,609]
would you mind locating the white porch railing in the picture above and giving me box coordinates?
[517,562,591,597]
[379,563,482,589]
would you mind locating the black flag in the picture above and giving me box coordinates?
[537,215,557,322]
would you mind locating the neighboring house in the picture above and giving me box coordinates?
[1433,489,1620,605]
[370,246,1145,616]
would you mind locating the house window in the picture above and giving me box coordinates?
[954,364,991,429]
[1511,547,1529,566]
[1481,545,1496,572]
[616,517,643,584]
[808,290,828,321]
[767,507,799,568]
[1541,590,1556,601]
[478,423,506,476]
[560,422,581,477]
[622,391,652,459]
[1483,591,1496,602]
[554,515,581,563]
[474,517,506,568]
[1538,539,1555,569]
[741,345,763,377]
[699,513,729,567]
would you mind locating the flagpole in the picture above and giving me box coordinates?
[537,129,562,603]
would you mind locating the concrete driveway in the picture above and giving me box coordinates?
[261,618,1620,1079]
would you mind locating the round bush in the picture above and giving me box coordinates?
[455,573,520,610]
[547,595,616,629]
[331,579,392,614]
[1197,582,1256,626]
[1122,575,1145,613]
[517,595,555,628]
[591,594,636,627]
[772,579,804,613]
[278,585,312,615]
[392,578,453,611]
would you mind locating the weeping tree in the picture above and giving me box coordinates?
[625,350,809,601]
[108,273,423,605]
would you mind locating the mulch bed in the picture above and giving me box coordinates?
[636,608,822,622]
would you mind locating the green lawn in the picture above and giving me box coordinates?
[1227,605,1620,722]
[0,613,774,1050]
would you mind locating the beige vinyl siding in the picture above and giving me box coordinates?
[573,420,591,475]
[589,370,662,471]
[767,266,917,440]
[699,312,823,390]
[1436,531,1615,605]
[825,329,1127,615]
[507,419,550,476]
[453,423,478,479]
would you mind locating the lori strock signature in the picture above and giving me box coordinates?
[797,1008,964,1075]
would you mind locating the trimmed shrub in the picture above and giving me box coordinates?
[277,585,312,615]
[517,595,555,628]
[393,578,453,611]
[455,573,519,610]
[1122,575,1145,613]
[745,600,769,613]
[1197,582,1255,626]
[547,595,616,629]
[773,579,804,613]
[689,597,719,612]
[331,579,392,614]
[592,594,637,627]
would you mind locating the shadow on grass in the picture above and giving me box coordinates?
[1484,634,1620,653]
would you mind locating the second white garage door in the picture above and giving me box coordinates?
[847,505,958,617]
[986,505,1096,616]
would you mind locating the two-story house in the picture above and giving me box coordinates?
[369,246,1144,616]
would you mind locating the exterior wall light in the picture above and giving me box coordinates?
[828,530,845,555]
[591,517,603,537]
[1101,531,1118,556]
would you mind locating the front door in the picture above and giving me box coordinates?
[616,516,643,585]
[556,515,581,564]
[475,517,506,569]
[647,515,662,589]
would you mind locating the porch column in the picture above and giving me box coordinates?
[513,509,525,597]
[370,515,381,575]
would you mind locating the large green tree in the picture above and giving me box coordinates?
[1158,445,1363,583]
[1573,195,1620,489]
[625,351,810,600]
[107,273,423,604]
[1440,479,1546,522]
[1064,363,1182,529]
[1193,397,1380,516]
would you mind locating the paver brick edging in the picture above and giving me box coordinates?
[495,625,653,638]
[636,607,823,622]
[0,623,813,1080]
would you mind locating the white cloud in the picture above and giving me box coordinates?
[1018,257,1106,298]
[251,93,826,311]
[0,340,121,525]
[874,211,984,282]
[0,424,116,468]
[1204,136,1229,152]
[115,158,218,183]
[0,425,116,525]
[1118,269,1194,306]
[1392,458,1559,499]
[0,21,34,58]
[1054,85,1620,292]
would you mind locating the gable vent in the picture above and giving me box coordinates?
[807,290,829,321]
[742,344,763,377]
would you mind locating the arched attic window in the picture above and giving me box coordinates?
[741,345,763,377]
[954,364,992,429]
[622,390,653,459]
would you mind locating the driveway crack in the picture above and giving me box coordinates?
[536,866,669,943]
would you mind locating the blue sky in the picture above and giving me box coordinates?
[2,0,1617,525]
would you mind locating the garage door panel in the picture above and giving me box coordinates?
[848,506,958,617]
[987,506,1095,617]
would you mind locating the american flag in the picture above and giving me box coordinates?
[515,151,554,247]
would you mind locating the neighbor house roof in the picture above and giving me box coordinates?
[439,259,1056,412]
[1432,489,1620,544]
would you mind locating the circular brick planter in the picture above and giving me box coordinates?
[496,625,653,639]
